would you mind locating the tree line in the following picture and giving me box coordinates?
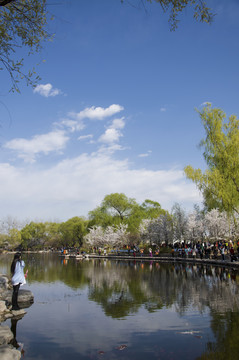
[1,194,239,251]
[0,194,167,250]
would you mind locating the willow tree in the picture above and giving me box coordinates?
[184,104,239,214]
[102,193,137,221]
[121,0,214,31]
[0,0,51,92]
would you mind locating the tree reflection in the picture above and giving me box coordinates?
[198,311,239,360]
[23,254,239,319]
[84,261,239,320]
[7,253,239,357]
[23,253,90,289]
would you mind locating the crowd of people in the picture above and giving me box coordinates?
[172,240,239,262]
[95,241,239,263]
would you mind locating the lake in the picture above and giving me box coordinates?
[1,253,239,360]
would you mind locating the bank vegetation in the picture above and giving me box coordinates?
[1,193,239,252]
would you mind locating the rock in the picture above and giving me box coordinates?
[2,289,34,308]
[0,300,8,313]
[0,290,10,302]
[0,276,10,290]
[18,289,34,305]
[3,314,13,320]
[0,326,13,345]
[0,301,11,322]
[0,275,31,360]
[0,345,21,360]
[11,310,26,318]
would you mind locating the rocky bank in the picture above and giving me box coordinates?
[0,274,34,360]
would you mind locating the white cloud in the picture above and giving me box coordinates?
[98,128,122,144]
[98,117,125,145]
[0,153,202,221]
[58,119,85,133]
[139,153,149,158]
[97,144,126,154]
[110,117,125,129]
[138,150,152,158]
[33,83,61,97]
[160,107,167,112]
[54,106,124,137]
[0,103,202,221]
[76,104,124,120]
[4,130,69,163]
[78,134,93,141]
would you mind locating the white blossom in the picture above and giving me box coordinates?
[84,223,128,248]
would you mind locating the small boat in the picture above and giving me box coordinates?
[75,254,85,260]
[59,254,70,259]
[68,254,86,259]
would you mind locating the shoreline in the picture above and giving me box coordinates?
[85,253,239,269]
[2,251,239,269]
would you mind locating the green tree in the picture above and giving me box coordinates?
[0,0,51,92]
[88,195,168,235]
[21,221,47,249]
[88,205,115,229]
[127,199,167,234]
[8,228,22,249]
[121,0,214,31]
[0,233,9,248]
[184,104,239,214]
[88,193,138,233]
[59,217,87,248]
[102,193,138,221]
[141,199,166,218]
[44,222,62,248]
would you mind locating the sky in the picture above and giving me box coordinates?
[0,0,239,223]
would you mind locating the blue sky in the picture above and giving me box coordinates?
[0,0,239,222]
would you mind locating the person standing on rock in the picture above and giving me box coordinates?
[11,253,27,311]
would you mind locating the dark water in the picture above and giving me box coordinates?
[1,253,239,360]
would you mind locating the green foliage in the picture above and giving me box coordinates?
[88,205,115,229]
[21,221,47,249]
[88,193,139,230]
[141,199,167,218]
[102,193,137,220]
[20,218,87,249]
[127,200,168,234]
[199,311,239,360]
[184,104,239,214]
[121,0,214,31]
[8,228,22,248]
[59,217,88,248]
[0,233,8,248]
[126,205,145,234]
[88,193,168,235]
[0,0,52,92]
[0,194,168,250]
[44,222,61,248]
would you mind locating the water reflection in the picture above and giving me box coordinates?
[1,254,239,359]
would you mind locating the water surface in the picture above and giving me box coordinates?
[1,253,239,359]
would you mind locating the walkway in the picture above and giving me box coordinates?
[86,253,239,268]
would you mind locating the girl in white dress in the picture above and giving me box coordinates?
[11,253,26,310]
